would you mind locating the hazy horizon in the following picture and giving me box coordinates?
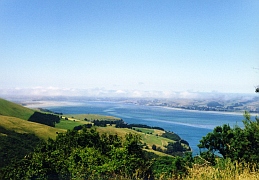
[1,1,258,95]
[0,87,258,99]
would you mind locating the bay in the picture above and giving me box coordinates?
[36,100,246,155]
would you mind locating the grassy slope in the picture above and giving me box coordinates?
[95,126,174,155]
[57,115,183,156]
[0,98,182,155]
[0,98,34,120]
[56,120,172,150]
[56,113,121,130]
[55,119,91,130]
[0,115,65,140]
[64,114,121,121]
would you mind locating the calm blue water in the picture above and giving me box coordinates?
[45,101,245,155]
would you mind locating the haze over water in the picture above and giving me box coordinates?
[31,100,246,155]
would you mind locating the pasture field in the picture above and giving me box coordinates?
[0,115,65,140]
[95,126,174,154]
[55,119,91,130]
[56,113,120,130]
[95,125,135,137]
[132,127,172,148]
[140,132,173,148]
[63,114,120,121]
[57,119,175,151]
[133,127,155,134]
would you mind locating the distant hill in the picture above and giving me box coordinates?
[0,98,34,120]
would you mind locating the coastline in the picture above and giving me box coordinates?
[22,100,259,117]
[20,99,253,155]
[23,100,84,108]
[157,106,249,116]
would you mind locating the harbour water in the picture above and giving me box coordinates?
[32,100,246,155]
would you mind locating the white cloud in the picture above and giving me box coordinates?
[115,90,126,94]
[0,87,255,100]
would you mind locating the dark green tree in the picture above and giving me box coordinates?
[152,144,157,150]
[198,111,259,164]
[198,124,234,159]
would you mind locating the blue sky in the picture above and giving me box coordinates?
[0,1,258,97]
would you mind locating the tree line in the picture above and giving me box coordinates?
[28,112,61,127]
[0,128,194,179]
[115,120,164,131]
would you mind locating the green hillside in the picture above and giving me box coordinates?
[0,98,65,140]
[0,115,66,171]
[0,97,192,179]
[0,98,34,120]
[0,115,65,140]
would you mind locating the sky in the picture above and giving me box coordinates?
[0,1,259,97]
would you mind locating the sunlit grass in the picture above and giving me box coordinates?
[55,119,90,130]
[95,126,134,137]
[0,98,34,120]
[140,132,172,148]
[133,127,155,134]
[186,159,259,180]
[64,114,120,121]
[0,115,65,140]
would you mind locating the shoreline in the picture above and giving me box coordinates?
[23,100,84,108]
[156,106,248,116]
[22,100,259,117]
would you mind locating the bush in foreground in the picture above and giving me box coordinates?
[2,128,150,179]
[198,111,259,164]
[186,158,259,180]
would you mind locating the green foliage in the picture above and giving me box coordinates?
[66,113,120,121]
[198,111,259,164]
[166,142,184,154]
[0,115,65,141]
[161,131,181,141]
[151,152,193,179]
[171,156,188,179]
[55,119,88,130]
[134,127,154,134]
[115,121,164,131]
[28,112,60,127]
[151,156,175,178]
[73,123,92,130]
[152,144,157,150]
[2,128,151,179]
[0,126,42,177]
[198,124,234,159]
